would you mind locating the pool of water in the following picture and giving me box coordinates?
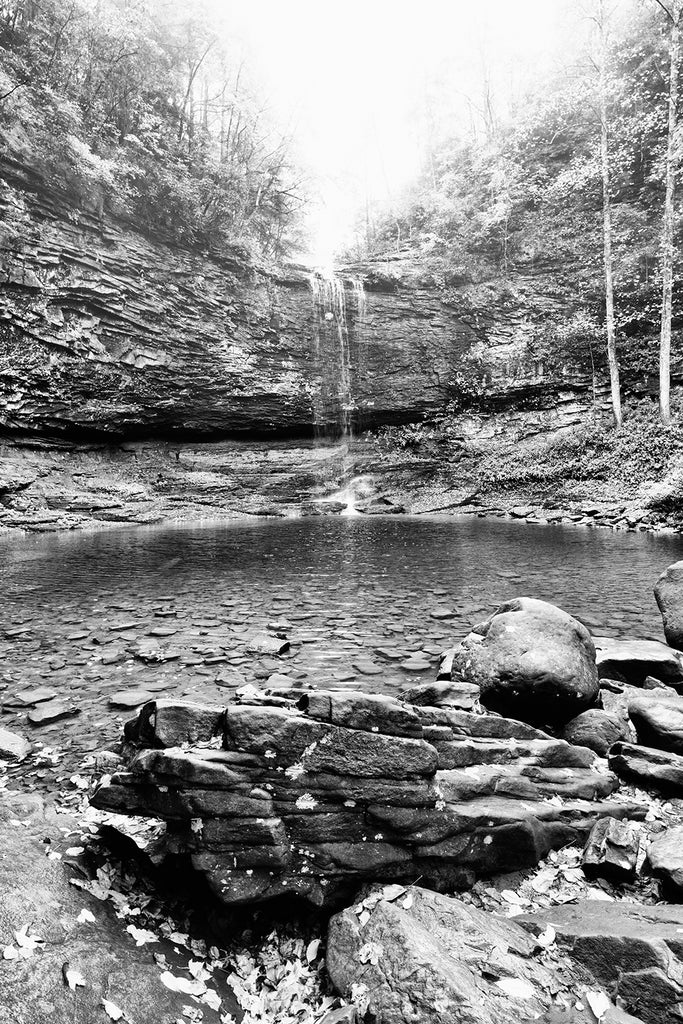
[1,515,681,782]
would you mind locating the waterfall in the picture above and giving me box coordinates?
[308,270,368,512]
[308,269,365,440]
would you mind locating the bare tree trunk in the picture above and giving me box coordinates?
[660,1,682,427]
[598,0,622,427]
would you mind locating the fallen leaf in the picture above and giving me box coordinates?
[14,924,43,955]
[188,959,212,982]
[306,939,320,963]
[380,884,407,902]
[358,942,383,966]
[496,977,535,999]
[126,925,158,946]
[101,999,124,1021]
[159,971,207,996]
[201,989,222,1011]
[63,964,87,990]
[585,990,611,1021]
[536,925,556,948]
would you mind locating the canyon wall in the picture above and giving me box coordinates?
[0,159,599,443]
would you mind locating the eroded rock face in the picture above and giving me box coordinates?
[326,885,637,1024]
[655,561,683,650]
[327,886,553,1024]
[0,161,499,440]
[519,900,683,1024]
[452,598,600,725]
[91,691,644,907]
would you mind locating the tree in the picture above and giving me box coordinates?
[596,0,623,427]
[0,0,306,257]
[655,0,683,426]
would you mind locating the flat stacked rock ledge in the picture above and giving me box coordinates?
[92,692,646,907]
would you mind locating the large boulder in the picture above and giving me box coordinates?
[452,597,599,724]
[327,884,640,1024]
[654,560,683,649]
[519,900,683,1024]
[0,791,230,1024]
[91,692,643,907]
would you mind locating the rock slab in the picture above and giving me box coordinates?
[520,900,683,1024]
[328,885,638,1024]
[92,690,644,907]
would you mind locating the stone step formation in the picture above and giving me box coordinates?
[92,690,645,908]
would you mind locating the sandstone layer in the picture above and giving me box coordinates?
[92,691,644,908]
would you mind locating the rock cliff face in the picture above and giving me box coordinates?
[0,159,594,442]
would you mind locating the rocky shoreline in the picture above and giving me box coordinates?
[5,563,683,1020]
[0,429,679,538]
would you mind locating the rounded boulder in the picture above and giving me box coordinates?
[560,709,629,756]
[452,597,599,725]
[655,560,683,650]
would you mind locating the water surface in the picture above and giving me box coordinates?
[1,515,681,780]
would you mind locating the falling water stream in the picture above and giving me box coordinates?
[308,270,368,512]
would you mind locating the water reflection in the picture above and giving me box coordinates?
[1,515,681,639]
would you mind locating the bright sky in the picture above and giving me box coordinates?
[218,0,579,263]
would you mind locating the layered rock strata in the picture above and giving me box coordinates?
[520,900,683,1024]
[92,690,644,907]
[0,160,504,439]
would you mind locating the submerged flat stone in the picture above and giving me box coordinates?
[28,700,80,726]
[109,689,156,709]
[5,686,58,707]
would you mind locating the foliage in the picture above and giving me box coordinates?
[0,0,305,257]
[475,399,683,491]
[370,397,683,499]
[351,2,683,409]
